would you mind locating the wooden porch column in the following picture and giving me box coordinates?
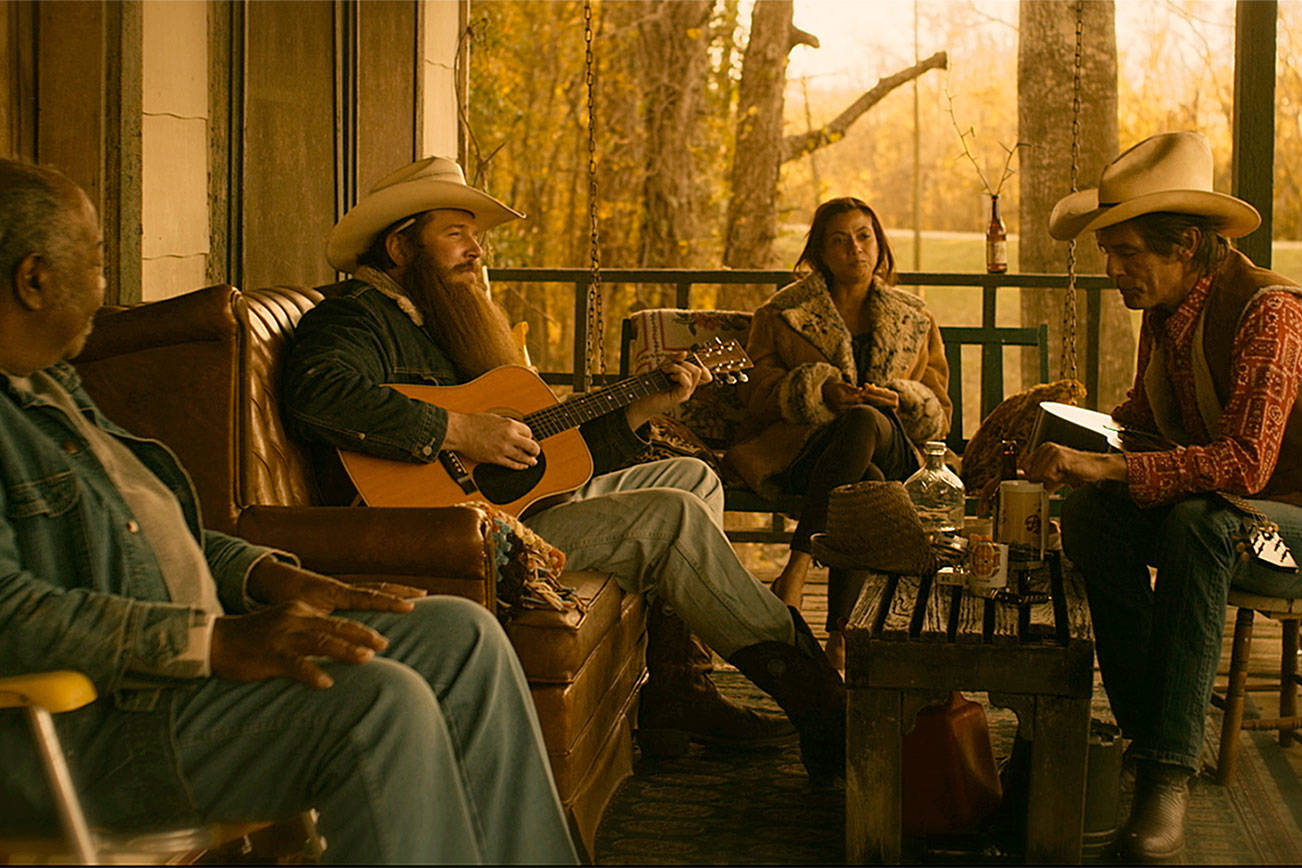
[1232,0,1277,268]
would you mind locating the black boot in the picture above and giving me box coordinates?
[1117,760,1190,863]
[638,601,795,757]
[727,607,846,785]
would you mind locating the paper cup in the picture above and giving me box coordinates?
[996,480,1048,560]
[967,540,1009,594]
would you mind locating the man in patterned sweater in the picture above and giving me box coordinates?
[1026,131,1302,863]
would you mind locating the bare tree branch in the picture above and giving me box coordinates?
[790,26,819,51]
[779,50,948,163]
[945,87,1030,196]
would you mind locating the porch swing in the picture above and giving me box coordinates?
[600,0,1092,536]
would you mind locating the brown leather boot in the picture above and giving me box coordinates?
[727,607,846,785]
[638,601,795,756]
[1117,761,1190,863]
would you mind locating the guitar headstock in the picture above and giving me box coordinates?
[690,337,753,385]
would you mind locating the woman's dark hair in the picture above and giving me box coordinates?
[1122,211,1230,275]
[794,196,896,287]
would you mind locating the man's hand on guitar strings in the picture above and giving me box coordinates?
[444,409,540,469]
[625,351,712,430]
[1023,442,1127,490]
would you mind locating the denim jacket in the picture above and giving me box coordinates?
[0,363,281,829]
[282,279,647,477]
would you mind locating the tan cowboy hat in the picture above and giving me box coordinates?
[810,481,938,575]
[1048,131,1260,241]
[326,156,524,272]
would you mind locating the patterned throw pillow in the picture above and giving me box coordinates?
[624,309,754,449]
[959,378,1088,492]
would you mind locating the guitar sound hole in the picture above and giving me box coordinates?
[473,452,548,505]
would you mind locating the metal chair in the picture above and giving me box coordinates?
[0,670,307,865]
[1211,589,1302,785]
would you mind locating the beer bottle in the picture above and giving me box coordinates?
[986,193,1008,274]
[993,439,1019,533]
[999,438,1019,481]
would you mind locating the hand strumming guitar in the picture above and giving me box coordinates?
[625,351,714,431]
[444,410,541,469]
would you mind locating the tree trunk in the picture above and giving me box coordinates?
[637,0,714,266]
[722,0,794,270]
[1018,0,1131,411]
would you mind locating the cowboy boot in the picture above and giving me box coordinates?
[637,601,795,756]
[727,607,846,785]
[1116,761,1190,863]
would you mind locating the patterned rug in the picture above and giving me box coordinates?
[593,669,1302,865]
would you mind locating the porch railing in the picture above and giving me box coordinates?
[488,268,1114,410]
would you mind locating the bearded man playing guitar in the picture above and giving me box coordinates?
[1024,132,1302,864]
[282,157,846,785]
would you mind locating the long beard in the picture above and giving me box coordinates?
[401,254,522,380]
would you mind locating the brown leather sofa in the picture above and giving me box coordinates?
[73,284,647,859]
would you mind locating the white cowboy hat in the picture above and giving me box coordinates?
[326,156,524,272]
[1048,131,1260,241]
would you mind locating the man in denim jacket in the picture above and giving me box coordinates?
[281,157,848,785]
[0,159,577,864]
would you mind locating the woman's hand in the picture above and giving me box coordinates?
[856,383,900,410]
[823,380,866,413]
[823,380,899,413]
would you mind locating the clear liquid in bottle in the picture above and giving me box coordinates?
[904,440,966,536]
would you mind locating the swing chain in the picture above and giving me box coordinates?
[1061,0,1084,383]
[582,0,605,391]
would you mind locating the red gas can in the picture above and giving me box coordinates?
[901,691,1003,835]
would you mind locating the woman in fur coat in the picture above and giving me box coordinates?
[725,197,951,666]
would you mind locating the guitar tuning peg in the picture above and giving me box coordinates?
[737,372,748,383]
[721,372,736,384]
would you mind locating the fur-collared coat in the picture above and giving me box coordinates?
[725,272,951,496]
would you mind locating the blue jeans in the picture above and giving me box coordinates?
[170,596,577,864]
[524,457,795,658]
[1061,485,1302,772]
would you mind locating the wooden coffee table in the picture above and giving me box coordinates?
[844,552,1094,864]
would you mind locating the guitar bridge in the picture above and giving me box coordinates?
[438,450,477,494]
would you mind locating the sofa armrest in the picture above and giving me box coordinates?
[77,285,239,362]
[235,505,496,601]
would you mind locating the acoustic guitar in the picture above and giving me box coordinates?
[338,338,752,516]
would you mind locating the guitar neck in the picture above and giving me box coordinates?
[525,370,672,438]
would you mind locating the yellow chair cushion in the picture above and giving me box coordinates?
[0,671,97,713]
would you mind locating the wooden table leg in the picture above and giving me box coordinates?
[1025,694,1092,864]
[847,686,902,863]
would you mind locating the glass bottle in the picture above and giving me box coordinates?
[993,438,1019,533]
[999,438,1020,481]
[904,440,966,537]
[986,193,1008,274]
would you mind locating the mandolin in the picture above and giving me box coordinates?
[338,338,752,516]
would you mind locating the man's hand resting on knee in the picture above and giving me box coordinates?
[211,559,428,690]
